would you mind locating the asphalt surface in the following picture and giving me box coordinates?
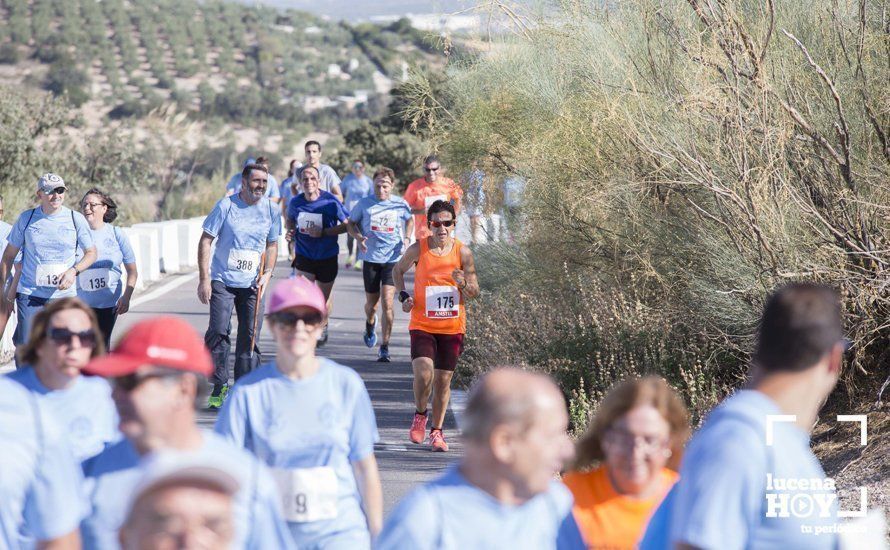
[114,256,461,513]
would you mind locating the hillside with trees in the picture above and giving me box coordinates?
[0,0,443,222]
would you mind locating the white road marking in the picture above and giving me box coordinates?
[450,389,468,432]
[130,271,199,308]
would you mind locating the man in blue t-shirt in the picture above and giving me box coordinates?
[377,368,585,549]
[225,156,281,203]
[340,160,374,269]
[664,283,844,550]
[80,316,294,549]
[0,173,97,357]
[199,162,280,407]
[286,164,349,346]
[346,167,413,362]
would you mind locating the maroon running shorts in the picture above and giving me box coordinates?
[409,330,465,372]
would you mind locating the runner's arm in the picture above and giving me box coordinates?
[457,246,480,299]
[116,262,138,315]
[36,530,80,550]
[393,242,420,293]
[346,220,364,241]
[321,221,348,236]
[73,246,97,274]
[197,232,214,304]
[405,218,414,241]
[0,244,19,296]
[352,454,383,539]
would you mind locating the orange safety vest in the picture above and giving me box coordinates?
[409,238,466,335]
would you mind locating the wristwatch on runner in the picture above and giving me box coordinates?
[398,290,411,303]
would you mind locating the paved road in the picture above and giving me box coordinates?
[114,257,462,512]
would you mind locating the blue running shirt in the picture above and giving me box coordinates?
[7,368,120,463]
[76,225,136,309]
[349,196,412,264]
[203,195,281,288]
[214,359,379,548]
[8,206,94,299]
[286,191,348,260]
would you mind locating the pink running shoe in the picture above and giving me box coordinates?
[430,429,449,452]
[409,412,427,444]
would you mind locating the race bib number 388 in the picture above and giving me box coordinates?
[272,466,339,523]
[425,285,460,319]
[227,249,260,273]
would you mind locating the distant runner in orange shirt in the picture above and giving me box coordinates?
[403,155,463,240]
[393,200,479,452]
[562,377,689,549]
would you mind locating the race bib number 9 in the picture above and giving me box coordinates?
[424,194,448,210]
[370,212,397,234]
[227,249,260,273]
[272,466,339,523]
[78,268,111,292]
[425,285,460,319]
[297,212,324,235]
[36,263,68,287]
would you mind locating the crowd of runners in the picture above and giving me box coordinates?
[0,146,875,549]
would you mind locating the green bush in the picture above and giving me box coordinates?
[411,0,890,407]
[44,58,91,107]
[0,44,21,64]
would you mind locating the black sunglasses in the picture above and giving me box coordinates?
[113,371,182,392]
[429,220,455,228]
[47,327,97,348]
[269,311,324,328]
[48,187,66,195]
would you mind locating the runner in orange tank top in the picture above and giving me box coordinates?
[393,199,479,452]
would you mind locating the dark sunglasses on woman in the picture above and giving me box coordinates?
[47,327,97,347]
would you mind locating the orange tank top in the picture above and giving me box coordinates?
[409,238,466,335]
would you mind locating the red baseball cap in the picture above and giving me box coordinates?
[85,316,212,377]
[267,276,327,316]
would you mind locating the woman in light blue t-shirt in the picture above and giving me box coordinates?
[77,189,138,348]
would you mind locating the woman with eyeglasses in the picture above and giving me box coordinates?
[0,173,97,362]
[562,377,690,549]
[215,276,384,549]
[6,297,119,464]
[78,188,138,348]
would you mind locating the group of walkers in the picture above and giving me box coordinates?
[0,146,864,549]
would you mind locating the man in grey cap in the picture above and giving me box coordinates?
[0,173,96,358]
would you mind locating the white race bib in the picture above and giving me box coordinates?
[271,466,339,523]
[77,268,111,292]
[370,211,397,234]
[297,212,324,235]
[425,285,460,319]
[424,194,448,210]
[227,249,260,273]
[35,263,68,288]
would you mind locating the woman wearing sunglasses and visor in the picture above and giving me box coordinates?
[78,188,138,349]
[215,276,384,548]
[393,200,480,452]
[7,297,119,464]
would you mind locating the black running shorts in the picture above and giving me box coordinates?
[362,261,396,294]
[292,255,338,283]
